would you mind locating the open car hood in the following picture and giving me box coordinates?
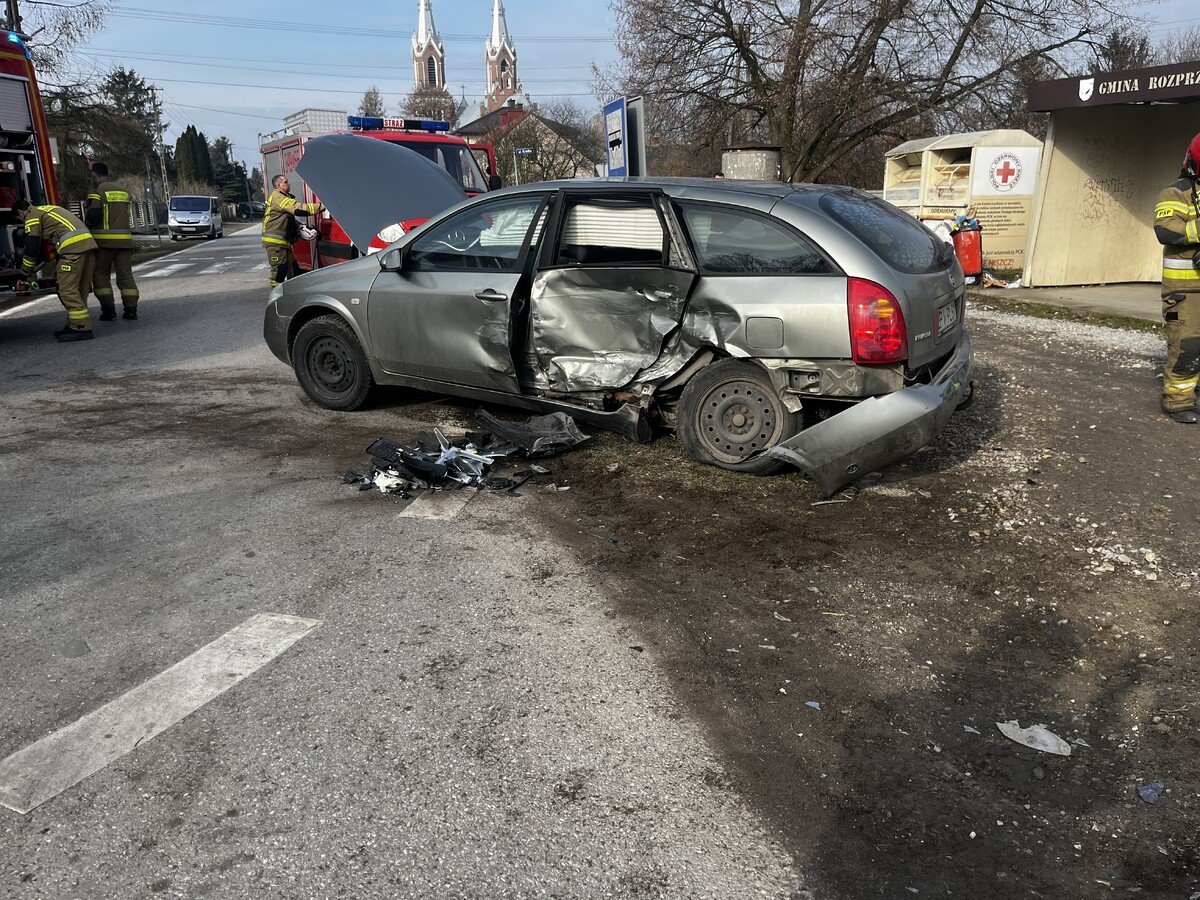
[295,133,468,252]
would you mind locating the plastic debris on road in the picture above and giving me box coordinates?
[1137,780,1165,804]
[341,408,590,498]
[995,720,1072,756]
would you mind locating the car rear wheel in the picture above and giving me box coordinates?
[292,314,375,411]
[676,359,801,475]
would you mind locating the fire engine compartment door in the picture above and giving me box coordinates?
[526,191,696,392]
[295,133,467,252]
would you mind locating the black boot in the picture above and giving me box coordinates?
[54,327,94,343]
[98,309,117,321]
[1166,408,1198,424]
[122,308,138,320]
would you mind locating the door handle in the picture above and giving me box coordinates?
[474,289,509,302]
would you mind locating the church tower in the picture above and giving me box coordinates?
[412,0,445,90]
[483,0,520,113]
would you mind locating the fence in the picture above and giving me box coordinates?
[65,199,166,231]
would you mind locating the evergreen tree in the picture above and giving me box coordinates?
[358,85,385,117]
[173,125,198,183]
[193,129,213,184]
[208,136,249,202]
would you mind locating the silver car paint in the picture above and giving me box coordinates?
[769,332,974,496]
[265,177,974,491]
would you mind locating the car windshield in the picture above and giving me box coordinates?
[393,140,487,192]
[819,190,947,275]
[170,197,209,212]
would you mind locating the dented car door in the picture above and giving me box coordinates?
[367,193,550,392]
[524,191,696,393]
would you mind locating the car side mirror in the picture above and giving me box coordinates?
[488,174,503,191]
[379,246,406,273]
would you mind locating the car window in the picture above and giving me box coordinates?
[555,198,665,267]
[678,202,830,274]
[408,195,545,272]
[819,190,946,275]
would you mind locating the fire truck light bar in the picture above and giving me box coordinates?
[347,116,451,133]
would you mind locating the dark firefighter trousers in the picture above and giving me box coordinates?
[91,247,139,312]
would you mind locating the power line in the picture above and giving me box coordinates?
[109,6,614,43]
[79,45,595,73]
[146,75,595,97]
[80,49,592,86]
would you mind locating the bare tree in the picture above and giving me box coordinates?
[400,86,457,123]
[19,0,111,76]
[600,0,1127,183]
[1157,26,1200,66]
[489,100,603,183]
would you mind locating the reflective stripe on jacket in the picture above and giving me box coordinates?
[85,179,134,245]
[262,189,319,247]
[22,205,97,274]
[1154,177,1200,295]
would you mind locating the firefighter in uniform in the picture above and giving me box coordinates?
[84,161,139,320]
[1153,132,1200,424]
[14,199,98,342]
[262,174,321,287]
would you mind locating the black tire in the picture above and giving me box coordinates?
[291,314,376,411]
[676,359,802,475]
[170,235,178,242]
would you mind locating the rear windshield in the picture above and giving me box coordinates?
[170,197,210,211]
[819,191,947,275]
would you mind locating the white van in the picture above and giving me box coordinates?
[167,195,223,240]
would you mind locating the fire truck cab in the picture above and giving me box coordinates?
[0,30,59,287]
[260,116,497,272]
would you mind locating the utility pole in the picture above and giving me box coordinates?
[4,0,26,39]
[150,86,170,197]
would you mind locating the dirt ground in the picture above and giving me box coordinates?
[505,306,1200,898]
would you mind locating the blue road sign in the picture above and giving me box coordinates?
[603,97,627,176]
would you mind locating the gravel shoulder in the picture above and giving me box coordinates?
[530,307,1200,898]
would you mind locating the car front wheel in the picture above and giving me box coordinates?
[291,314,375,411]
[676,359,801,475]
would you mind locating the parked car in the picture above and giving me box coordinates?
[263,171,974,495]
[167,195,222,240]
[235,201,267,220]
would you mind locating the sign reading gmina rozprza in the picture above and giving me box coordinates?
[1029,59,1200,111]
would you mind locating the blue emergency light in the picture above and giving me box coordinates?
[347,116,450,133]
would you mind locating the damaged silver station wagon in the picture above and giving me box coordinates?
[264,137,975,495]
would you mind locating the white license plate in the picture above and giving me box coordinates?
[937,302,959,336]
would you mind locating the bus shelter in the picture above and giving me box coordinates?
[1024,60,1200,286]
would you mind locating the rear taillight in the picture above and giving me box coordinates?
[847,278,908,364]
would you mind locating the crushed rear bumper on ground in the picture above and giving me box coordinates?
[769,331,974,496]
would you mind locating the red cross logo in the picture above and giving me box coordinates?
[994,160,1017,184]
[989,153,1023,192]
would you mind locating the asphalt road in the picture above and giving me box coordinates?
[2,230,1197,899]
[0,229,799,899]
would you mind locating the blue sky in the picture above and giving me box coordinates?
[74,1,620,172]
[73,1,1198,174]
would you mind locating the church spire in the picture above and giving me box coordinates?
[412,0,446,90]
[483,0,520,113]
[413,0,440,50]
[487,0,514,55]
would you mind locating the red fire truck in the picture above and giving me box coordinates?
[260,116,497,272]
[0,29,60,286]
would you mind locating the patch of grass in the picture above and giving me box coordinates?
[967,291,1163,335]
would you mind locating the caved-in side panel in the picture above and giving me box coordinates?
[529,267,694,391]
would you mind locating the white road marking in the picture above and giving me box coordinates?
[398,490,475,520]
[0,613,320,815]
[252,263,268,271]
[0,295,55,319]
[197,261,236,275]
[140,262,192,279]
